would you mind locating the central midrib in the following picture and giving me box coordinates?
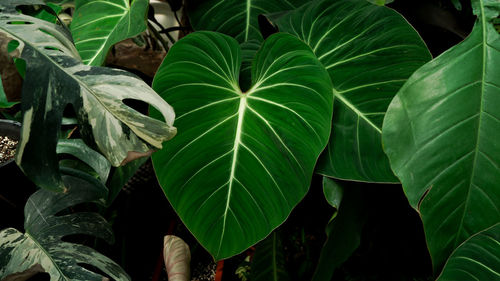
[217,96,247,257]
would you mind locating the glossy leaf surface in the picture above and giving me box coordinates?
[0,1,176,191]
[71,0,149,66]
[382,0,500,269]
[152,31,333,259]
[437,223,500,281]
[270,0,431,182]
[0,175,130,280]
[187,0,303,43]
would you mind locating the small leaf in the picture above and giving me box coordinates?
[163,235,191,281]
[0,75,19,109]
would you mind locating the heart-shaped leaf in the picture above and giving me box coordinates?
[0,175,130,280]
[71,0,149,66]
[151,31,333,259]
[382,0,500,270]
[436,223,500,281]
[187,0,304,43]
[0,1,176,191]
[269,0,431,182]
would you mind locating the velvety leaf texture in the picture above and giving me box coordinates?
[187,0,304,43]
[71,0,149,66]
[151,31,333,259]
[0,1,176,191]
[270,0,431,182]
[382,0,500,270]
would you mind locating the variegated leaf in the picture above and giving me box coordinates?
[0,1,176,191]
[0,174,130,281]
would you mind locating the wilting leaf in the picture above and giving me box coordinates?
[152,31,333,259]
[71,0,149,66]
[382,0,500,270]
[269,0,431,182]
[0,1,176,191]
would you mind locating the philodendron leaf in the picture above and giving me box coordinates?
[436,223,500,281]
[382,0,500,270]
[187,0,304,43]
[0,1,176,192]
[269,0,431,182]
[0,174,130,280]
[71,0,149,66]
[151,31,333,259]
[251,231,289,281]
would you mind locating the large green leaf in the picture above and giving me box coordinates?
[187,0,304,43]
[71,0,149,66]
[151,31,333,259]
[269,0,431,182]
[0,1,176,191]
[436,223,500,281]
[382,0,500,270]
[251,231,289,281]
[0,175,130,280]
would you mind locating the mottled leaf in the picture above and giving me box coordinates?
[0,1,176,191]
[163,235,191,281]
[0,174,130,280]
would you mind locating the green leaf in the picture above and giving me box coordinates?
[0,175,130,280]
[34,3,62,23]
[322,176,343,211]
[106,156,147,205]
[366,0,394,6]
[451,0,462,11]
[71,0,149,66]
[151,31,333,260]
[0,1,176,192]
[382,0,500,270]
[268,0,431,182]
[57,138,111,183]
[187,0,304,43]
[436,223,500,281]
[251,231,289,281]
[311,178,368,281]
[0,75,19,109]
